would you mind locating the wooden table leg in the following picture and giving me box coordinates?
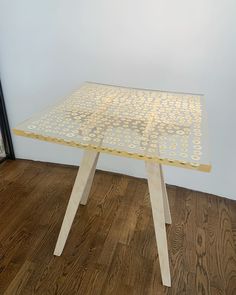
[54,150,99,256]
[145,161,171,287]
[80,153,99,206]
[160,165,172,224]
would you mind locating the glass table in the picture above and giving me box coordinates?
[14,82,211,287]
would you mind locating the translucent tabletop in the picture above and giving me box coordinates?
[14,82,211,172]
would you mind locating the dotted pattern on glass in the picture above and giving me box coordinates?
[13,82,211,171]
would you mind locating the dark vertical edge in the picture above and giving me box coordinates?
[0,80,15,160]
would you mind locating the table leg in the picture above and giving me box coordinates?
[160,165,172,224]
[145,161,171,287]
[54,150,99,256]
[80,153,99,206]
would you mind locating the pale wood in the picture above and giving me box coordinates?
[54,150,99,256]
[160,165,172,224]
[80,153,99,205]
[146,161,171,287]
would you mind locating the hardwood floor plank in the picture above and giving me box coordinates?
[3,260,35,295]
[195,192,211,295]
[165,187,187,294]
[195,227,210,294]
[207,194,225,294]
[218,198,236,295]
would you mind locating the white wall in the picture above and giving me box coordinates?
[0,0,236,199]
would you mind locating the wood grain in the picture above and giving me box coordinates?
[0,159,236,294]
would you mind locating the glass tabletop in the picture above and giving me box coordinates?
[13,82,211,172]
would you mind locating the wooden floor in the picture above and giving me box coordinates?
[0,160,236,295]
